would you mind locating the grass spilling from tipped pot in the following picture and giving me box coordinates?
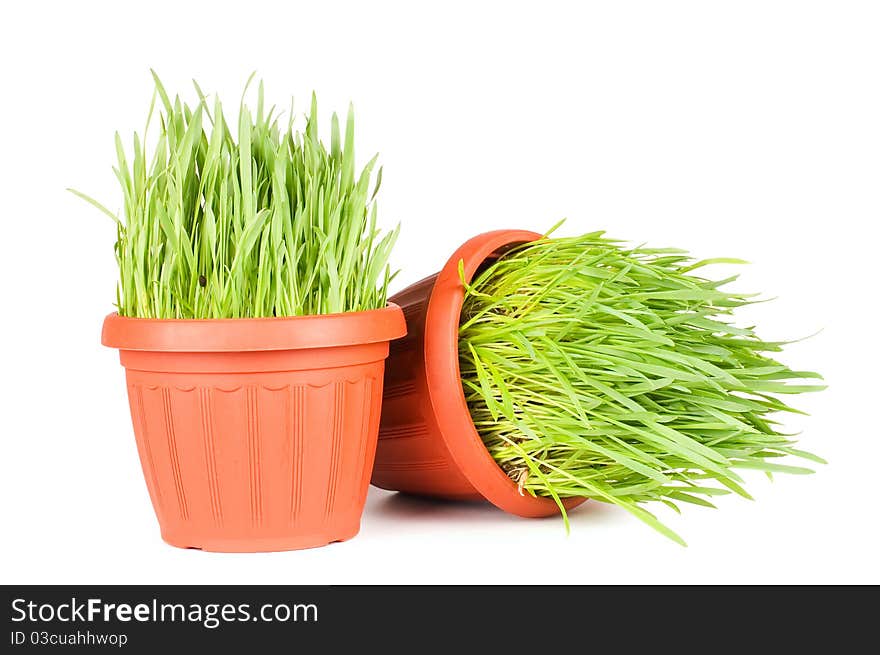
[71,72,397,318]
[459,227,825,545]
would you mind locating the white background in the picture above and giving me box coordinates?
[1,1,878,584]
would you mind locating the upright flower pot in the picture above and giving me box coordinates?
[103,306,406,552]
[372,231,585,517]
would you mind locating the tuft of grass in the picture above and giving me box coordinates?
[71,72,398,318]
[459,229,825,545]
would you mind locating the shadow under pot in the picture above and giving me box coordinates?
[103,306,406,552]
[372,230,586,518]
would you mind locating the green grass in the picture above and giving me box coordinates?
[459,228,825,545]
[71,72,398,318]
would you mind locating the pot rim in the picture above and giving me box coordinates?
[102,303,406,352]
[423,230,585,518]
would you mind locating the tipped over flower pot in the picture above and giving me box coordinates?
[79,74,405,551]
[373,229,824,544]
[373,230,585,517]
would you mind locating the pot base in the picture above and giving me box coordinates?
[161,524,360,553]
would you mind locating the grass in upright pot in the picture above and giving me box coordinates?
[458,228,825,545]
[74,73,406,552]
[72,71,398,319]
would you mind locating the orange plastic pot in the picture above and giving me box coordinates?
[103,306,406,552]
[372,231,585,518]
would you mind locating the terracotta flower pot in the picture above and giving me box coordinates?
[103,306,406,552]
[372,231,585,518]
